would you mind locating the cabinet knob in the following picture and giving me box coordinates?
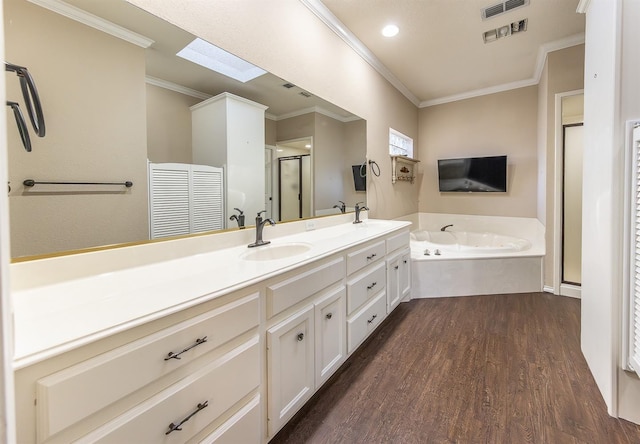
[394,265,399,270]
[297,333,304,341]
[367,282,377,290]
[403,260,407,264]
[325,313,333,319]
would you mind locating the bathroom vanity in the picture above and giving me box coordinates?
[11,216,410,443]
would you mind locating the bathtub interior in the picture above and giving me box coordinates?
[399,213,544,258]
[410,230,532,253]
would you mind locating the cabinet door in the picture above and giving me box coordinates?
[399,249,411,301]
[386,254,401,313]
[314,286,346,387]
[267,304,314,437]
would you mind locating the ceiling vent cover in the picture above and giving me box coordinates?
[481,0,529,20]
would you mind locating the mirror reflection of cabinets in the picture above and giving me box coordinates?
[4,0,366,258]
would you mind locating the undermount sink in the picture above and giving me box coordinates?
[240,242,312,261]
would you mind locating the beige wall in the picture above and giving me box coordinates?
[5,0,149,258]
[541,45,585,288]
[265,118,277,146]
[344,120,368,205]
[128,0,420,221]
[417,86,539,217]
[146,84,200,164]
[314,113,345,211]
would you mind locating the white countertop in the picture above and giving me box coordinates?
[12,219,410,368]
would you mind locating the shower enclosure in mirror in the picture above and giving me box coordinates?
[4,0,366,259]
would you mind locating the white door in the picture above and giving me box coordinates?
[266,305,314,437]
[314,286,346,387]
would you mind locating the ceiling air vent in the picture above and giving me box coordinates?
[481,0,529,20]
[299,91,312,98]
[282,83,296,89]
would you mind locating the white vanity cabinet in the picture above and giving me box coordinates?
[386,230,412,313]
[13,220,412,444]
[346,239,388,354]
[264,257,346,437]
[15,289,262,444]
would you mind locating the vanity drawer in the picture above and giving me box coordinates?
[267,257,344,318]
[346,262,386,315]
[198,394,261,444]
[346,240,385,275]
[347,291,386,354]
[76,336,260,444]
[36,293,259,441]
[386,230,410,254]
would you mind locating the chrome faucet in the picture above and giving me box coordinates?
[333,200,346,214]
[353,202,369,224]
[248,210,276,248]
[441,224,454,232]
[229,208,245,229]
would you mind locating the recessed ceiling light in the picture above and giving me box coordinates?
[382,24,399,37]
[177,38,266,83]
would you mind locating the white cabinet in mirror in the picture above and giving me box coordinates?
[5,0,366,259]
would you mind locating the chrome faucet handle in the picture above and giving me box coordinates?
[233,207,244,215]
[257,210,266,217]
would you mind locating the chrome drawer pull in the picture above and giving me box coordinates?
[166,401,208,435]
[366,253,377,260]
[164,336,208,361]
[297,333,305,341]
[326,313,333,319]
[367,314,378,324]
[367,282,377,290]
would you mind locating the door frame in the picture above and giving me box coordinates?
[553,89,584,298]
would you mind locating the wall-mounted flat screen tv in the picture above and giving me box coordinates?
[352,165,366,191]
[437,155,507,192]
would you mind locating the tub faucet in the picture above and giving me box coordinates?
[333,200,346,214]
[248,210,276,248]
[353,202,369,224]
[229,208,245,229]
[441,224,454,232]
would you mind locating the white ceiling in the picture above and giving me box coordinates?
[315,0,585,106]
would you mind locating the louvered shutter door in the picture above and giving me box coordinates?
[149,163,191,239]
[149,163,224,239]
[190,165,224,233]
[631,126,640,376]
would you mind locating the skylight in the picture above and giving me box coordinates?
[177,38,266,83]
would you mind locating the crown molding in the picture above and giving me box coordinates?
[420,33,585,107]
[273,106,357,122]
[27,0,154,48]
[576,0,591,14]
[145,76,211,100]
[299,0,420,107]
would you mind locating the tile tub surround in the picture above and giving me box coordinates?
[11,213,409,368]
[395,213,544,298]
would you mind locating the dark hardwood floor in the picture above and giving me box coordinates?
[270,293,640,444]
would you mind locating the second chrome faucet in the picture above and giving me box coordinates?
[248,210,276,248]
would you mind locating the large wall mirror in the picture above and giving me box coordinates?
[4,0,367,259]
